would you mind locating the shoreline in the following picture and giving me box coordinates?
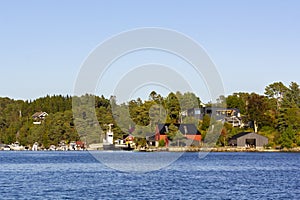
[148,147,300,153]
[2,146,300,153]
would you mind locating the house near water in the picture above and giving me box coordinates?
[228,132,268,148]
[155,123,201,147]
[181,107,243,127]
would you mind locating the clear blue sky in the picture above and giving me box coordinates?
[0,0,299,102]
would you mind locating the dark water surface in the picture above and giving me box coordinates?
[0,151,299,199]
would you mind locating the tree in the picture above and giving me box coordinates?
[216,95,226,107]
[172,131,186,147]
[167,123,179,141]
[217,127,227,147]
[149,91,163,103]
[285,107,300,130]
[277,107,300,132]
[284,82,300,108]
[165,93,180,123]
[226,93,249,114]
[134,137,147,148]
[246,93,269,132]
[201,114,211,131]
[158,139,165,147]
[279,127,296,148]
[265,82,288,110]
[1,84,300,148]
[149,104,167,127]
[176,92,201,111]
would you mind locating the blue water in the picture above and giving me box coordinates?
[0,151,299,199]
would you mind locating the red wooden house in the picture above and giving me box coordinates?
[155,123,201,147]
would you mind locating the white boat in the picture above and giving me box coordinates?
[102,124,135,151]
[69,141,76,150]
[32,142,38,151]
[3,145,11,151]
[103,124,123,150]
[49,145,56,151]
[10,142,24,151]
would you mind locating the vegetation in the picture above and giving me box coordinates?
[1,81,300,149]
[225,81,300,148]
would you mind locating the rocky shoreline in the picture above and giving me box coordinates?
[152,147,300,153]
[2,145,300,152]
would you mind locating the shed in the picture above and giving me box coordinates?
[228,132,268,148]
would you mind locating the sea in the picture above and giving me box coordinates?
[0,151,299,200]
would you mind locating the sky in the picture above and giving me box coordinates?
[0,0,300,103]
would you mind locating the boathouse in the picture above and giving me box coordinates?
[228,132,268,148]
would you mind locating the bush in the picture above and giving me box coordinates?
[279,127,296,148]
[158,139,165,147]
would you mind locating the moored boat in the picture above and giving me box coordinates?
[3,145,11,151]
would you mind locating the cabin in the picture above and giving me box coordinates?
[155,123,201,147]
[32,111,48,124]
[228,132,268,148]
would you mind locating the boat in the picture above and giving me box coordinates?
[103,124,121,150]
[102,124,135,151]
[115,135,135,151]
[3,145,11,151]
[103,143,121,151]
[32,142,38,151]
[69,141,76,150]
[10,142,24,151]
[121,143,135,151]
[49,145,56,151]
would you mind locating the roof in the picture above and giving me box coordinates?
[230,132,251,139]
[123,134,134,140]
[229,132,267,140]
[157,123,201,135]
[32,111,48,118]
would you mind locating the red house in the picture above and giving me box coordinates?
[76,141,85,150]
[155,123,201,147]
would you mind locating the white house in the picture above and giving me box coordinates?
[32,111,48,124]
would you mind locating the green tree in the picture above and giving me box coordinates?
[265,82,288,110]
[226,92,249,114]
[167,123,179,141]
[176,92,201,111]
[284,82,300,108]
[201,114,211,131]
[172,130,186,147]
[279,127,296,148]
[134,137,147,148]
[246,93,269,132]
[165,93,180,123]
[158,139,165,147]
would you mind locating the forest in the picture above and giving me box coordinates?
[0,81,300,149]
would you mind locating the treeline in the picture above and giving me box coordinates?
[224,82,300,148]
[0,81,300,148]
[0,95,74,147]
